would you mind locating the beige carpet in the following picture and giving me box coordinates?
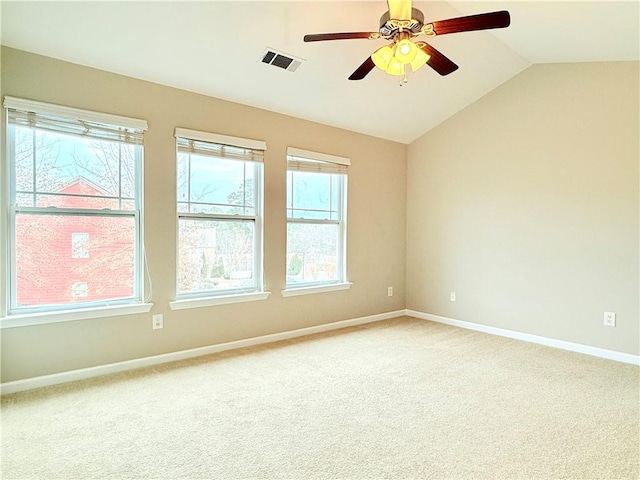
[1,316,639,479]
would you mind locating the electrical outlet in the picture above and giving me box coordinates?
[152,314,164,330]
[603,312,616,327]
[450,292,456,302]
[388,286,393,297]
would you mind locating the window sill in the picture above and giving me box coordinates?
[170,291,271,310]
[0,303,154,329]
[281,282,352,297]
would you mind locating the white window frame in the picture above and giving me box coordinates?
[284,147,349,293]
[172,128,267,306]
[2,96,148,318]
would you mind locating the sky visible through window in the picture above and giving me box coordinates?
[287,170,340,220]
[14,127,135,205]
[177,153,254,214]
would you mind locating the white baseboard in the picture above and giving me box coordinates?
[407,309,640,366]
[4,308,635,395]
[0,310,405,395]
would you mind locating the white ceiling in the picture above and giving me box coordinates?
[1,1,638,144]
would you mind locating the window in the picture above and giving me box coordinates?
[175,128,265,298]
[286,147,349,289]
[71,233,89,258]
[4,96,147,315]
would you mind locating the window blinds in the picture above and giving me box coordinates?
[4,96,148,145]
[175,128,266,162]
[286,147,349,174]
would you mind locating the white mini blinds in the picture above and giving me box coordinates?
[4,97,147,144]
[176,138,264,163]
[286,147,349,174]
[174,128,266,160]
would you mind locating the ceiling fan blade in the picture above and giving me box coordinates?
[430,10,510,36]
[419,43,459,76]
[349,57,376,80]
[304,32,376,42]
[387,0,412,20]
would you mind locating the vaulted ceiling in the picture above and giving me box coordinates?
[2,1,638,144]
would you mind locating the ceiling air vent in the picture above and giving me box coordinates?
[260,48,305,73]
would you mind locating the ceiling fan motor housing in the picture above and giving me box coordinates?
[379,8,425,37]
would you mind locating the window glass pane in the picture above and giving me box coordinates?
[121,200,135,210]
[14,129,136,209]
[14,126,34,192]
[14,213,136,308]
[33,130,75,193]
[287,171,342,220]
[331,175,340,220]
[291,171,330,210]
[188,203,225,215]
[180,153,255,215]
[15,193,33,207]
[288,210,335,220]
[189,155,245,206]
[35,194,120,210]
[177,153,189,203]
[286,171,293,210]
[120,145,136,199]
[286,223,339,285]
[178,218,255,294]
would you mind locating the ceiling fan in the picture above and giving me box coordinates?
[303,0,510,84]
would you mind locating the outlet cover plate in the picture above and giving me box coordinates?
[153,314,164,330]
[603,311,616,327]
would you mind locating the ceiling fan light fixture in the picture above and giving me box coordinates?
[371,44,394,71]
[385,56,405,76]
[394,38,418,64]
[409,46,430,72]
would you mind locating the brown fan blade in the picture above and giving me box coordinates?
[387,0,412,20]
[348,57,376,80]
[419,43,459,76]
[430,11,510,36]
[304,32,376,42]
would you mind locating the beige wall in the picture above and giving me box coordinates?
[407,62,639,355]
[2,48,637,384]
[0,47,407,382]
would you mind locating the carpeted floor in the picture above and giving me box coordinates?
[1,316,639,479]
